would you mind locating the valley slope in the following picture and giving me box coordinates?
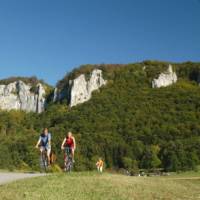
[0,61,200,172]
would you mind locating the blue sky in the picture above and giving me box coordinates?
[0,0,199,85]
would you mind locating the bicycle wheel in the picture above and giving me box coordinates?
[41,151,48,172]
[64,148,73,172]
[66,157,73,172]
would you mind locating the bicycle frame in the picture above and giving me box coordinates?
[40,148,48,172]
[64,147,73,172]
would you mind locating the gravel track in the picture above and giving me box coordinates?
[0,172,46,185]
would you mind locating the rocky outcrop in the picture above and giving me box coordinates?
[37,83,46,113]
[152,65,177,88]
[53,87,58,102]
[69,74,89,106]
[70,69,107,107]
[0,81,46,113]
[54,69,107,107]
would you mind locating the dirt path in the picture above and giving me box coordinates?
[0,172,46,185]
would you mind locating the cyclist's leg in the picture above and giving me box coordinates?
[40,146,47,169]
[71,147,75,162]
[46,147,51,165]
[100,166,103,173]
[64,147,69,165]
[40,146,45,153]
[40,146,45,159]
[64,151,66,162]
[68,147,74,162]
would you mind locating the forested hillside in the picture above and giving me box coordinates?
[0,61,200,172]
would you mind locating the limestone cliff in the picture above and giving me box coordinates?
[152,65,177,88]
[0,80,46,113]
[54,69,107,107]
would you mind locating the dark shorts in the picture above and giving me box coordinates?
[40,146,51,156]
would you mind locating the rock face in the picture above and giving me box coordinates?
[0,81,46,113]
[69,74,89,107]
[70,69,107,107]
[54,69,107,107]
[53,87,58,102]
[152,65,177,88]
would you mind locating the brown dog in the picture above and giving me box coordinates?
[50,151,57,164]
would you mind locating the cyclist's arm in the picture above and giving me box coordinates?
[35,138,41,148]
[49,139,51,146]
[48,134,51,146]
[61,138,66,149]
[72,137,76,150]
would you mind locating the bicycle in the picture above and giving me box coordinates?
[64,147,73,172]
[40,148,48,172]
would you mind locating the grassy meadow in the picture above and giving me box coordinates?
[0,172,200,200]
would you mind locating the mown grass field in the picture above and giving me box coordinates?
[0,172,200,200]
